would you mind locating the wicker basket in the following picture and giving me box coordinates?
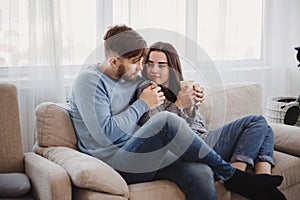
[265,96,300,126]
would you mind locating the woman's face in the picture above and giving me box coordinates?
[146,51,170,87]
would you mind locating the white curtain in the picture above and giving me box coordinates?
[113,0,263,63]
[1,0,71,151]
[1,0,98,152]
[262,0,300,98]
[28,0,66,104]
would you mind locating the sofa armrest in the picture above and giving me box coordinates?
[270,123,300,157]
[34,146,129,198]
[24,152,71,200]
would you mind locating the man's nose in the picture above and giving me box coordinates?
[136,62,142,71]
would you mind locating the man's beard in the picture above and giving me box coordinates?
[117,64,137,82]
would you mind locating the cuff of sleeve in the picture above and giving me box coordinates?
[184,106,197,119]
[132,99,148,114]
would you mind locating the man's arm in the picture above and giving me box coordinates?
[73,72,148,144]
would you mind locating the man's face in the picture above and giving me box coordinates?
[117,55,143,82]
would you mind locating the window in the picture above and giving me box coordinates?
[113,0,263,62]
[197,0,263,61]
[113,0,186,36]
[61,0,96,65]
[0,0,96,68]
[0,0,264,69]
[0,1,28,67]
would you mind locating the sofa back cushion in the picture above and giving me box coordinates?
[201,82,263,130]
[35,102,78,149]
[0,83,24,173]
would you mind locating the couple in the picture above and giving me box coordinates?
[69,25,285,200]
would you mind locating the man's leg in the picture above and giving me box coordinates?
[154,158,217,200]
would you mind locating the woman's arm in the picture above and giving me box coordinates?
[175,84,205,117]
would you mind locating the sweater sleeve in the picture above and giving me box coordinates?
[184,107,208,139]
[73,71,148,144]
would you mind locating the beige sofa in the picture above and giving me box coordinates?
[33,82,300,200]
[0,83,71,200]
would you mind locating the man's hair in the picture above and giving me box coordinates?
[103,25,148,59]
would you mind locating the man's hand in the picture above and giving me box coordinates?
[139,85,165,110]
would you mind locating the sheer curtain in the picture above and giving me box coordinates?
[1,0,97,152]
[26,0,69,151]
[112,0,263,63]
[111,0,265,89]
[28,0,66,104]
[0,0,71,151]
[262,0,300,98]
[112,0,265,80]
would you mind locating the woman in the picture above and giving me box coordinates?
[139,41,285,199]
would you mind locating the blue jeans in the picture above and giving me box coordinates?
[112,111,235,200]
[118,153,217,200]
[205,115,275,167]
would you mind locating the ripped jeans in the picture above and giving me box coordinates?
[205,114,275,167]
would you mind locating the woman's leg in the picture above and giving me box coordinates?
[254,123,275,174]
[255,161,271,174]
[205,115,275,171]
[232,162,247,171]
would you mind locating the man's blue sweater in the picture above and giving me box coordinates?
[69,64,148,161]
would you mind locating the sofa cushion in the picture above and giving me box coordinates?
[0,83,24,173]
[272,151,300,190]
[128,180,234,200]
[271,123,300,157]
[0,173,31,198]
[129,180,185,200]
[201,82,263,131]
[34,146,129,198]
[35,102,78,149]
[73,187,128,200]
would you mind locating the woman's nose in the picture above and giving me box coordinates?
[151,64,160,73]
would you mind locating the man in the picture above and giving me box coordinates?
[69,25,284,200]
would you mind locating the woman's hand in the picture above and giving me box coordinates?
[175,84,205,117]
[176,85,195,109]
[193,84,205,108]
